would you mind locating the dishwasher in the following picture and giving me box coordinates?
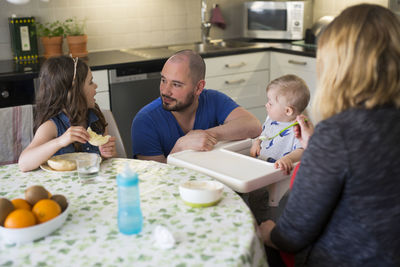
[108,60,165,158]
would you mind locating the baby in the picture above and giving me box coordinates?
[250,74,310,174]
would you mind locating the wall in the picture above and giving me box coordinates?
[313,0,388,22]
[0,0,389,61]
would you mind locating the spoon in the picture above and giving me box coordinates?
[259,119,307,141]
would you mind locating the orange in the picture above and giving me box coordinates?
[32,199,61,223]
[11,198,32,211]
[4,209,36,228]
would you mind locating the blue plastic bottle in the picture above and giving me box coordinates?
[117,163,143,235]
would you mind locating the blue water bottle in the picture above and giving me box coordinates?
[117,163,143,235]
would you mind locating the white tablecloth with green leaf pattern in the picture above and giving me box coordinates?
[0,158,268,267]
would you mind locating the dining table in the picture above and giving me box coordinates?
[0,158,268,267]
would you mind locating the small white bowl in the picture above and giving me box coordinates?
[179,180,224,208]
[0,201,70,244]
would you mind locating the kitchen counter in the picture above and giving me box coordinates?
[0,39,316,79]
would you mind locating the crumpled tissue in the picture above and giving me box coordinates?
[153,225,175,249]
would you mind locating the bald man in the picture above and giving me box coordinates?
[131,50,262,163]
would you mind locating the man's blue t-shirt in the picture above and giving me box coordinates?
[131,89,239,158]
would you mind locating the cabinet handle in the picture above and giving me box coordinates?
[224,62,246,68]
[225,78,246,85]
[288,59,307,66]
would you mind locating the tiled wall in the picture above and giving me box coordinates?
[313,0,388,22]
[0,0,389,60]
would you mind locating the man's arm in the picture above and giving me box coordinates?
[136,154,167,163]
[207,106,262,141]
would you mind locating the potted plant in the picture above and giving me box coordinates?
[34,20,64,59]
[64,17,88,58]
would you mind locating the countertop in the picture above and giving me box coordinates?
[0,39,316,80]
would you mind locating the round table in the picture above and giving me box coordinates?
[0,158,268,266]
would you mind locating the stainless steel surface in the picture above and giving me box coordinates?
[109,67,162,158]
[201,0,212,44]
[242,1,313,40]
[167,39,264,53]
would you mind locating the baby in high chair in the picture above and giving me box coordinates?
[250,74,310,175]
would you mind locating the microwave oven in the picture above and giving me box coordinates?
[243,1,312,40]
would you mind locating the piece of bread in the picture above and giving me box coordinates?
[47,158,77,171]
[87,127,110,146]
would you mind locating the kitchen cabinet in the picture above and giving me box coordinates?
[205,52,270,122]
[269,52,317,122]
[92,70,110,110]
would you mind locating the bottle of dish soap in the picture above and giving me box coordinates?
[117,163,143,235]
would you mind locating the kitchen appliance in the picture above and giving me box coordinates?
[389,0,400,16]
[242,1,312,40]
[0,76,38,108]
[109,60,165,158]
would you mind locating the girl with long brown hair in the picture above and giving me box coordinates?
[19,56,116,172]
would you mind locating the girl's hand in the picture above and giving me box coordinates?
[99,136,116,158]
[57,126,90,148]
[294,115,314,149]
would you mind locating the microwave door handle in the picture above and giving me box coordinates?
[288,59,307,66]
[225,62,246,68]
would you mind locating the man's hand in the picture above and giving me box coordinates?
[170,129,218,154]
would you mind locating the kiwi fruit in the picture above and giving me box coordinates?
[0,198,15,226]
[51,194,68,212]
[25,185,49,206]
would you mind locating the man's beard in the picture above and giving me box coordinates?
[162,91,195,112]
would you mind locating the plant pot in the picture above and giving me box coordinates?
[41,36,63,59]
[66,35,88,58]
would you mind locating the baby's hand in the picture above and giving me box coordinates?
[274,157,293,175]
[250,139,261,157]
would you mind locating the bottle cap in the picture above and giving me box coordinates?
[117,163,138,186]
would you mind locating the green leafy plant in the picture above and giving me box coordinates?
[64,17,86,36]
[34,20,64,37]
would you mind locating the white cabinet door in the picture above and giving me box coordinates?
[92,70,110,110]
[206,52,269,77]
[206,70,268,109]
[205,52,269,123]
[270,52,317,121]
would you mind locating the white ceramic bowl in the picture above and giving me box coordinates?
[179,180,224,207]
[0,201,70,244]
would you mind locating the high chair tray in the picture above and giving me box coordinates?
[167,139,293,193]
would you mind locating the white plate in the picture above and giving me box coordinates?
[0,202,70,245]
[40,152,100,173]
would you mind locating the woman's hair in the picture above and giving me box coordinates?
[267,74,310,114]
[35,56,106,149]
[315,4,400,120]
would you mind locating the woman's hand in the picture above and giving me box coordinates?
[57,126,89,148]
[259,220,278,249]
[294,115,314,149]
[99,136,116,158]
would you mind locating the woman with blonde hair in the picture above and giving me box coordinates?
[259,4,400,266]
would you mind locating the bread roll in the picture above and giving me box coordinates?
[47,158,76,171]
